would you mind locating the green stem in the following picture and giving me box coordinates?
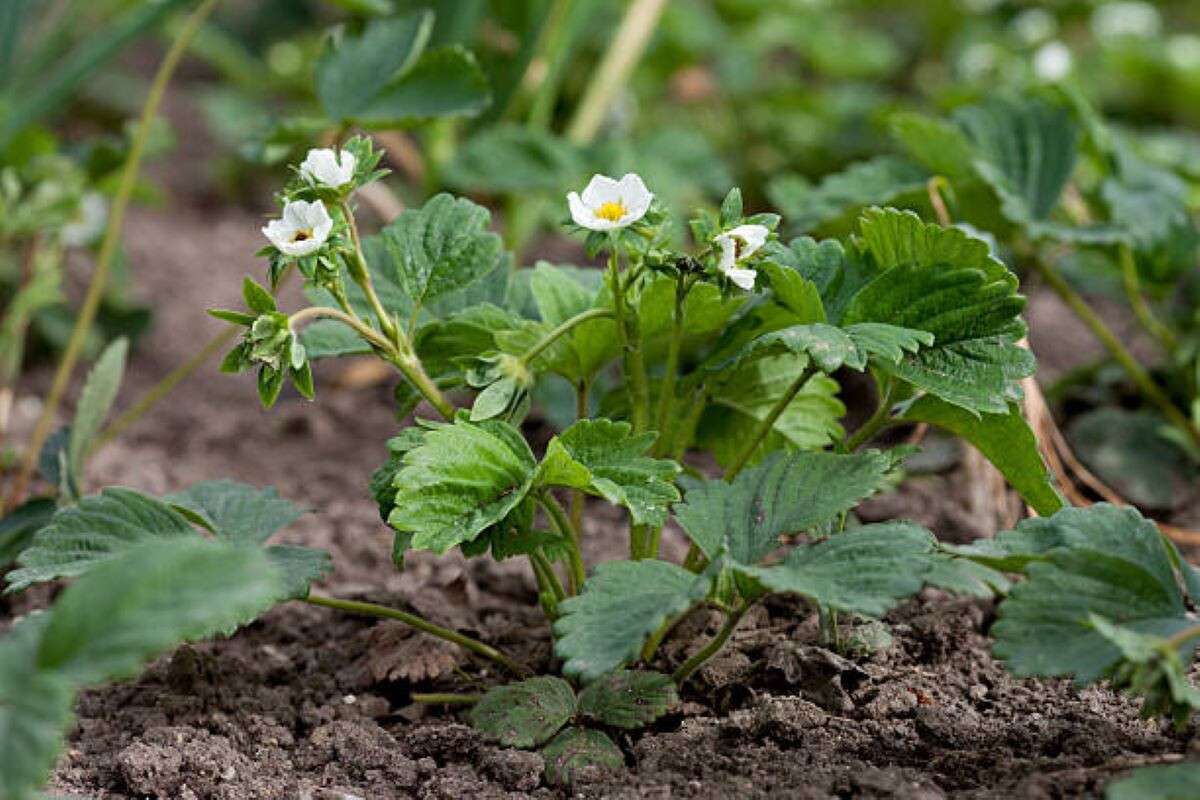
[5,0,220,514]
[304,594,528,676]
[340,199,398,344]
[670,386,707,462]
[672,603,749,686]
[566,0,669,144]
[653,275,687,457]
[726,366,818,482]
[1119,243,1176,351]
[540,491,586,592]
[570,380,588,538]
[288,306,393,352]
[609,251,649,433]
[410,692,481,705]
[92,326,237,452]
[1032,256,1200,449]
[843,381,894,452]
[1163,622,1200,652]
[520,307,613,366]
[531,549,567,603]
[521,0,578,129]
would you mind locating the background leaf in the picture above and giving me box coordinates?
[164,480,306,545]
[1068,409,1196,512]
[1106,763,1200,800]
[0,496,55,570]
[356,46,490,126]
[67,337,127,484]
[314,12,432,121]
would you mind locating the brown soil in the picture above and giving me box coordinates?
[4,82,1195,800]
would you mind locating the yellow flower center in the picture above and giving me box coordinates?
[594,201,627,222]
[291,227,314,242]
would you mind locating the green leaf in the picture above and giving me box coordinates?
[355,46,491,126]
[844,208,1033,415]
[37,540,280,685]
[1090,615,1200,727]
[576,670,678,729]
[314,12,433,121]
[760,237,879,325]
[0,496,55,569]
[447,124,582,193]
[7,488,195,592]
[714,322,931,375]
[699,357,845,469]
[900,396,1064,517]
[381,193,506,307]
[536,419,681,527]
[242,277,276,314]
[540,727,624,786]
[299,318,373,359]
[0,617,73,800]
[746,522,949,617]
[978,505,1194,685]
[263,545,333,601]
[768,156,928,233]
[555,560,709,682]
[67,337,127,482]
[468,676,576,747]
[1068,409,1196,512]
[387,418,536,554]
[1106,763,1200,800]
[164,480,305,545]
[638,276,743,364]
[674,450,891,565]
[889,111,977,181]
[758,261,826,323]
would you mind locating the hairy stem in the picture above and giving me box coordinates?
[1031,256,1200,449]
[531,548,567,603]
[672,603,750,686]
[288,306,393,352]
[520,307,614,366]
[566,0,668,144]
[609,251,649,433]
[570,380,589,536]
[339,199,399,344]
[540,491,586,592]
[843,380,894,452]
[410,692,481,705]
[5,0,219,513]
[304,593,528,676]
[1119,243,1176,351]
[653,274,687,457]
[726,366,818,481]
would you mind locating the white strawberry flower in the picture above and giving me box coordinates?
[299,147,356,189]
[714,224,769,291]
[60,192,107,248]
[567,173,653,231]
[262,199,333,257]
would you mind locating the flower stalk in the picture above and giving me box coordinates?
[726,365,819,481]
[672,602,750,686]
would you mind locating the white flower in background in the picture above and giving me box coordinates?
[262,200,333,257]
[1033,41,1072,81]
[1167,35,1200,71]
[299,147,356,189]
[714,224,769,291]
[60,192,107,248]
[567,173,653,231]
[1011,8,1057,45]
[1092,1,1161,41]
[958,42,999,81]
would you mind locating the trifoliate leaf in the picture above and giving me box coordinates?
[164,480,306,545]
[0,496,55,569]
[900,396,1064,517]
[535,419,680,527]
[844,208,1034,415]
[698,356,845,468]
[844,323,935,365]
[314,12,433,122]
[541,727,624,786]
[1106,763,1200,800]
[554,560,710,682]
[468,676,576,748]
[674,450,891,565]
[0,616,73,800]
[746,522,951,617]
[1068,408,1196,512]
[576,670,678,729]
[37,540,280,685]
[68,337,127,482]
[759,237,879,325]
[357,46,491,126]
[976,505,1195,685]
[381,193,506,306]
[388,418,536,554]
[7,488,195,592]
[447,124,583,193]
[1090,615,1200,727]
[713,322,931,375]
[768,156,928,233]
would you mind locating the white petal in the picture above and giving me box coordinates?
[61,192,108,247]
[727,224,769,257]
[715,234,737,271]
[579,174,622,208]
[262,218,295,251]
[300,148,356,188]
[616,173,653,219]
[726,267,757,291]
[568,191,593,228]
